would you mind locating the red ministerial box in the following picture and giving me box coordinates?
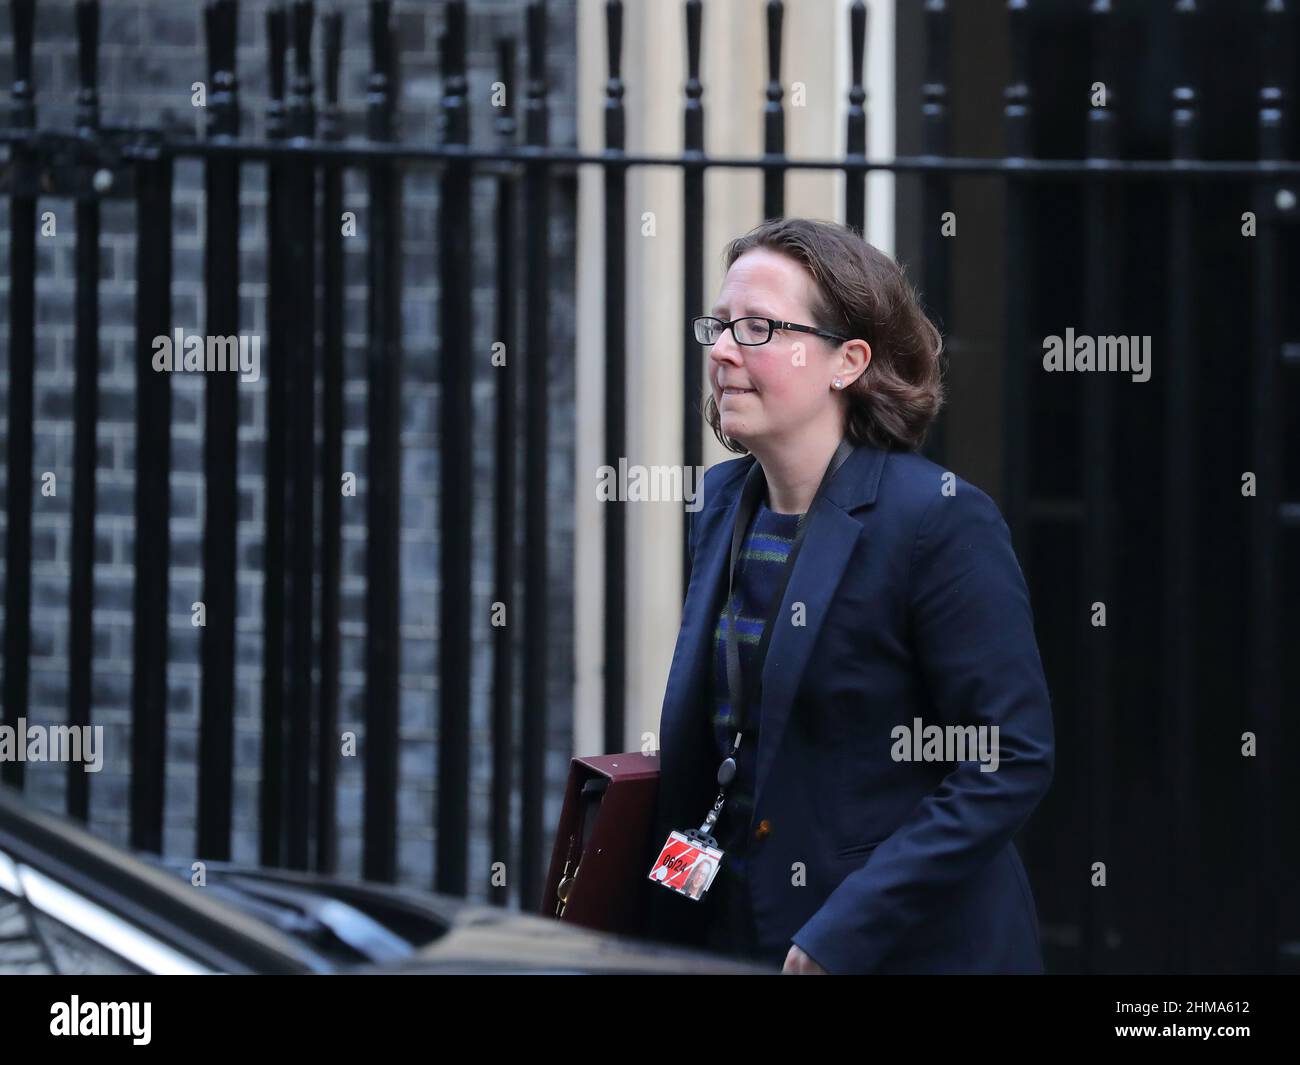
[540,752,660,934]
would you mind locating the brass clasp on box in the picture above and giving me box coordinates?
[555,834,579,917]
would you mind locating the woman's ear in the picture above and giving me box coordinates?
[839,338,871,386]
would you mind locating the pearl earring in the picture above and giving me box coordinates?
[832,378,844,390]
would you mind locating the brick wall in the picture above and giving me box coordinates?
[0,0,576,906]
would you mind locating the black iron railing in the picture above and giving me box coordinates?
[0,0,1294,973]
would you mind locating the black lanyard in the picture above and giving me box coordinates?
[694,437,853,841]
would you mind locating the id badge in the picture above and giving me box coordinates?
[648,830,723,900]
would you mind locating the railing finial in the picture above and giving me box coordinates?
[1003,0,1032,159]
[10,0,37,128]
[524,0,549,146]
[604,2,624,151]
[367,0,394,143]
[1258,0,1293,161]
[74,0,100,133]
[204,0,239,139]
[320,6,343,140]
[288,0,315,138]
[439,0,469,146]
[266,3,288,139]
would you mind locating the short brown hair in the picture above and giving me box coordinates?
[703,217,944,453]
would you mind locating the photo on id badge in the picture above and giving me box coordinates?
[649,830,723,900]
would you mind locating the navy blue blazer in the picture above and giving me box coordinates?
[642,442,1055,974]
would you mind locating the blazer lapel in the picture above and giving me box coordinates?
[753,444,886,816]
[657,445,889,828]
[657,484,743,799]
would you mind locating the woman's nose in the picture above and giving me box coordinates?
[709,331,744,370]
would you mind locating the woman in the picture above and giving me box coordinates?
[682,858,715,901]
[641,217,1055,974]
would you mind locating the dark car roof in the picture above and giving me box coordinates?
[0,786,770,974]
[0,784,327,973]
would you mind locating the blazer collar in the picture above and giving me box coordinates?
[660,442,890,825]
[696,441,886,514]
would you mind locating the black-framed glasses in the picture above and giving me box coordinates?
[692,315,850,347]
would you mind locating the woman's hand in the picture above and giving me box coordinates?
[782,944,828,974]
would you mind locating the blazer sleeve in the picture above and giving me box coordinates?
[790,482,1056,974]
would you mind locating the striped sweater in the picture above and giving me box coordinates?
[702,496,802,964]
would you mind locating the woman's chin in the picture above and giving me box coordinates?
[721,418,753,445]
